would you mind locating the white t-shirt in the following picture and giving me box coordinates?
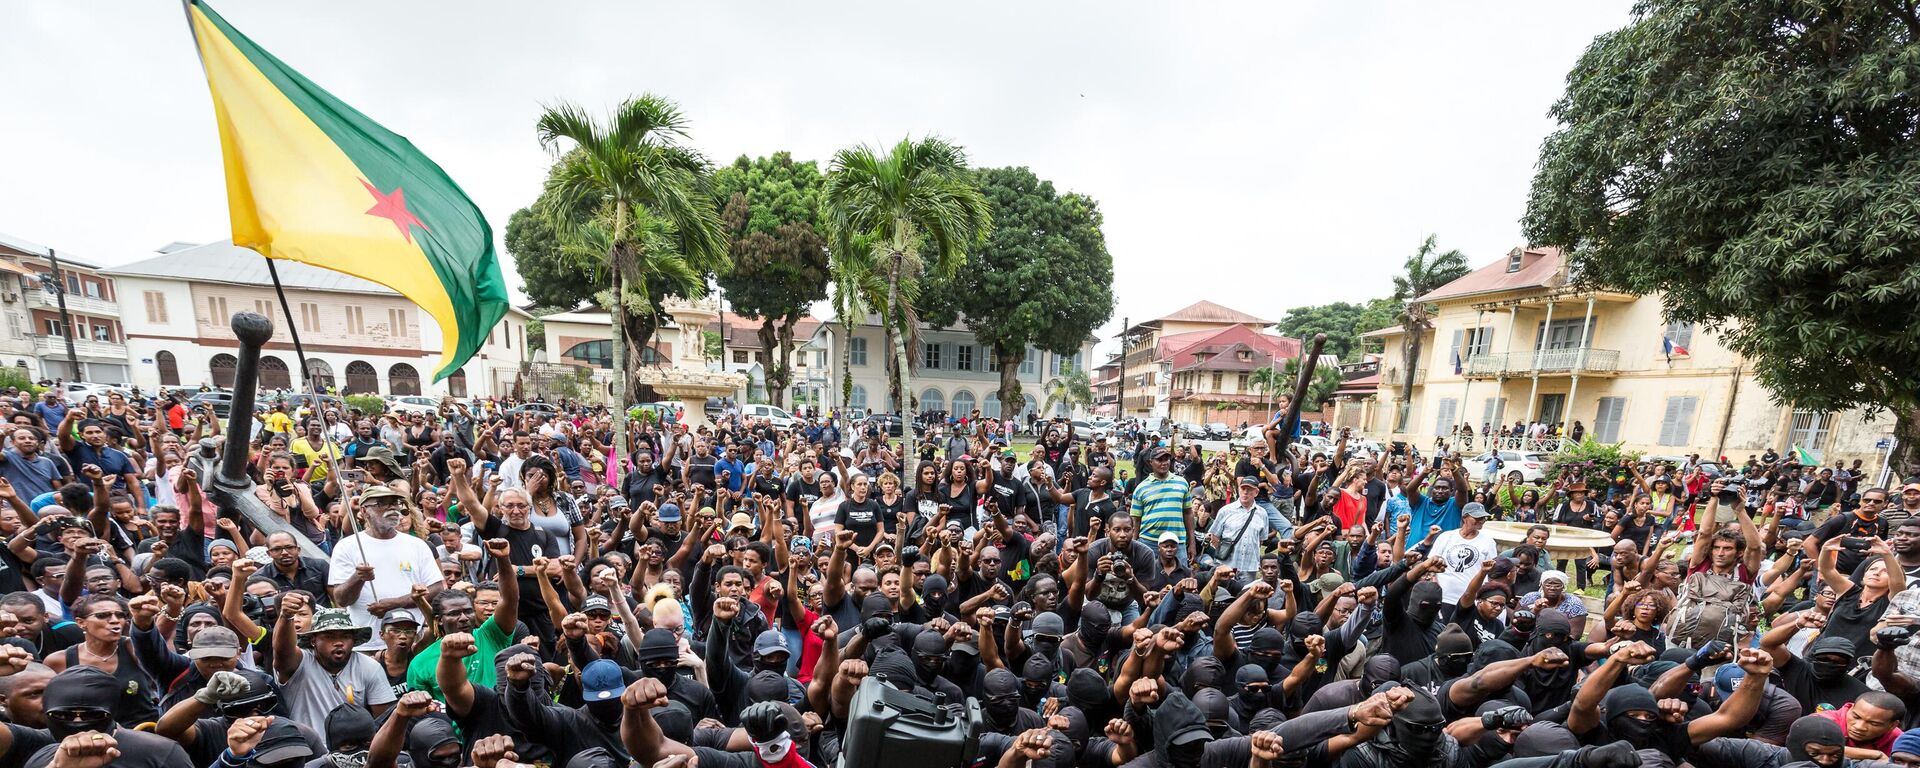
[497,453,527,490]
[326,532,439,650]
[1430,528,1500,604]
[281,648,395,729]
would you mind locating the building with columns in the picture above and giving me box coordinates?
[1366,246,1893,467]
[108,240,531,397]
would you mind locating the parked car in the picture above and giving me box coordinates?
[387,395,439,415]
[507,402,560,417]
[1203,423,1233,440]
[187,391,235,418]
[1467,450,1552,483]
[61,382,130,402]
[280,392,345,415]
[1070,419,1106,442]
[1171,422,1206,440]
[1229,425,1265,450]
[740,403,796,429]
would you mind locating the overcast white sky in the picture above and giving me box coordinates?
[1,1,1634,357]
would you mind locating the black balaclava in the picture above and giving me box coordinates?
[1191,688,1233,739]
[1524,611,1571,652]
[982,669,1023,728]
[324,705,377,768]
[636,631,680,683]
[911,630,950,685]
[1469,639,1520,674]
[1182,656,1226,698]
[1057,706,1092,752]
[1407,582,1443,626]
[1233,665,1270,712]
[652,701,694,745]
[1031,612,1066,659]
[747,670,791,705]
[1246,627,1286,675]
[1150,692,1213,768]
[1518,612,1577,709]
[871,651,921,694]
[1066,668,1114,724]
[921,574,949,608]
[1078,602,1111,646]
[42,667,118,740]
[495,643,551,699]
[1509,722,1579,758]
[1285,613,1324,657]
[1786,714,1846,766]
[1435,624,1474,677]
[1021,654,1056,708]
[404,715,462,768]
[1805,637,1857,683]
[1361,655,1401,694]
[1599,685,1661,750]
[1384,689,1446,759]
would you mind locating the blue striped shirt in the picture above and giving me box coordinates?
[1130,474,1192,543]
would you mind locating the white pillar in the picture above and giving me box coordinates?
[1565,296,1596,439]
[1525,301,1553,422]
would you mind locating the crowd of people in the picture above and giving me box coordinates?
[2,383,1918,768]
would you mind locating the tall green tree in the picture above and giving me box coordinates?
[824,137,991,479]
[712,153,831,408]
[1277,302,1371,362]
[1041,366,1094,417]
[919,167,1114,417]
[531,95,727,472]
[1282,355,1346,410]
[1248,365,1285,414]
[1392,234,1471,301]
[1525,0,1920,467]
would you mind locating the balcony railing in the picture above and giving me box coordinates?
[1463,347,1620,378]
[24,288,118,317]
[31,335,127,360]
[1382,367,1427,387]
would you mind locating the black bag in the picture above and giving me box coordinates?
[838,677,980,768]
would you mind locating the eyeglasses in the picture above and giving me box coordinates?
[88,611,128,620]
[269,544,300,552]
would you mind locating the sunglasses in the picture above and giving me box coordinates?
[89,611,129,621]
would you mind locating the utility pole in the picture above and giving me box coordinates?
[44,249,81,381]
[1117,316,1128,422]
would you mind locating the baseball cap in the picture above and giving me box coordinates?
[187,626,242,659]
[1236,475,1260,488]
[378,609,420,630]
[1157,532,1180,544]
[582,595,613,615]
[753,629,791,659]
[1904,482,1920,494]
[251,718,318,765]
[580,659,625,701]
[656,503,682,522]
[1463,502,1489,519]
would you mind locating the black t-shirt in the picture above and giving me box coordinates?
[0,725,52,768]
[480,516,561,621]
[622,466,667,509]
[1814,512,1890,575]
[26,728,192,768]
[1236,458,1275,503]
[456,683,553,767]
[875,493,909,535]
[1069,489,1121,539]
[1363,478,1388,521]
[785,475,823,509]
[1777,653,1868,713]
[749,473,783,501]
[835,497,884,548]
[686,455,717,492]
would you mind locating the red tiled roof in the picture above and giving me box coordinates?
[1418,246,1564,303]
[1160,325,1302,368]
[1172,342,1274,373]
[1333,373,1380,396]
[1171,392,1267,404]
[1155,300,1271,326]
[710,311,822,349]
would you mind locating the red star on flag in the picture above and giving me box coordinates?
[361,179,428,244]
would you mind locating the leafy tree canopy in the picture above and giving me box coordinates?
[1525,0,1920,445]
[712,152,831,324]
[1277,301,1373,362]
[1391,234,1471,302]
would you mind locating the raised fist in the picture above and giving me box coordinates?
[504,652,539,683]
[713,597,740,622]
[395,690,437,718]
[485,538,512,558]
[440,633,476,660]
[1128,677,1160,706]
[1103,719,1133,747]
[1249,731,1284,762]
[621,676,669,710]
[561,613,589,639]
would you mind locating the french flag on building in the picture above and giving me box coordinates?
[1662,335,1689,359]
[1452,349,1463,375]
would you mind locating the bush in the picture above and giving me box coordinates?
[1545,438,1642,491]
[0,368,43,395]
[344,394,387,416]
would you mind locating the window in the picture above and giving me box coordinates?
[1433,398,1459,437]
[1506,251,1524,273]
[253,299,274,318]
[345,306,365,335]
[1481,397,1508,428]
[65,275,79,294]
[388,364,422,396]
[849,336,868,366]
[1449,327,1495,366]
[987,348,1000,372]
[951,390,976,415]
[564,340,614,368]
[344,361,378,394]
[43,319,65,337]
[1535,318,1594,351]
[1211,372,1224,391]
[389,308,409,339]
[1789,409,1833,462]
[142,291,168,323]
[1019,348,1037,376]
[1593,397,1626,443]
[92,324,111,342]
[816,350,827,368]
[299,303,320,333]
[6,314,21,339]
[795,351,806,367]
[956,345,973,371]
[732,350,749,364]
[1237,373,1249,392]
[1657,396,1700,446]
[205,296,228,325]
[848,385,868,412]
[923,342,942,370]
[1663,321,1694,353]
[920,388,945,413]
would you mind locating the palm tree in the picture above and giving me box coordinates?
[827,228,886,413]
[535,95,727,474]
[1392,234,1471,301]
[1281,357,1345,410]
[824,137,991,478]
[1041,366,1094,418]
[1248,364,1286,417]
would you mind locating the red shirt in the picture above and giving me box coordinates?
[1815,703,1902,754]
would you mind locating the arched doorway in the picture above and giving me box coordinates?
[388,363,421,396]
[259,356,291,390]
[305,359,336,393]
[344,361,378,394]
[920,388,945,415]
[210,354,238,390]
[156,351,180,387]
[447,369,467,398]
[950,390,975,417]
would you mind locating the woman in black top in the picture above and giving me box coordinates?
[904,462,943,540]
[874,471,910,536]
[935,458,984,530]
[1613,494,1658,552]
[403,412,437,455]
[835,473,885,549]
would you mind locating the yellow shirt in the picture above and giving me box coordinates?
[263,411,294,435]
[289,437,339,481]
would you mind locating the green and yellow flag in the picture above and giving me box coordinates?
[184,0,507,381]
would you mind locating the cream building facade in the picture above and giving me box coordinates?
[1367,246,1893,467]
[809,317,1098,419]
[110,241,531,397]
[1117,301,1287,420]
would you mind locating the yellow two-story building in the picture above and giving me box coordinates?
[1364,246,1893,468]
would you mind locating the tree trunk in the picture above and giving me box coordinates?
[839,320,855,415]
[777,316,798,409]
[608,206,629,480]
[625,311,657,402]
[888,252,916,481]
[1893,409,1920,481]
[995,345,1023,422]
[757,320,780,407]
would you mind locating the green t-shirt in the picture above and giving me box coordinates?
[405,616,512,701]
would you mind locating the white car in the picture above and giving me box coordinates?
[387,395,439,415]
[1468,450,1551,482]
[741,403,796,429]
[61,382,130,402]
[1229,426,1265,450]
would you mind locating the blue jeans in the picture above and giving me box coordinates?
[1259,501,1291,541]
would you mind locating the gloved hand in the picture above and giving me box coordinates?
[1687,639,1731,670]
[1575,742,1638,768]
[1877,624,1916,649]
[194,670,248,706]
[1479,705,1532,731]
[861,616,891,640]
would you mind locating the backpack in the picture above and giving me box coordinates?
[1665,568,1757,649]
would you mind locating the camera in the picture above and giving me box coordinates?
[1844,537,1873,551]
[1879,624,1919,649]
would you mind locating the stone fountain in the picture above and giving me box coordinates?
[635,296,744,429]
